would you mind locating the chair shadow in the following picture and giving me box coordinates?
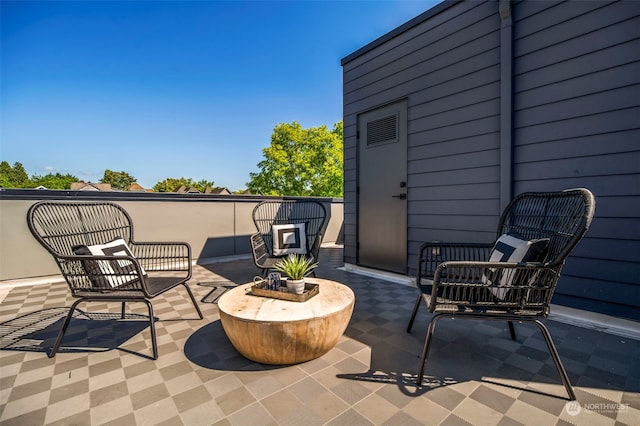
[196,282,240,304]
[0,307,152,357]
[336,320,577,401]
[335,332,452,397]
[199,257,258,285]
[336,370,458,397]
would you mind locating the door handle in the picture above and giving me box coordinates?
[392,193,407,200]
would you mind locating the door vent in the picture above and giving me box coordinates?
[367,114,398,146]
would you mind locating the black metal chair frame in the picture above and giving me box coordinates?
[250,199,328,277]
[27,201,204,359]
[407,188,596,400]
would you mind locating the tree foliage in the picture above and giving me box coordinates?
[247,121,343,197]
[153,177,214,193]
[100,169,137,191]
[0,161,79,189]
[31,173,78,189]
[0,161,30,188]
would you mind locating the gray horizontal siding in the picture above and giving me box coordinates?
[342,0,639,319]
[343,1,483,85]
[410,132,498,164]
[515,108,639,144]
[514,130,639,162]
[570,256,640,286]
[342,0,502,268]
[409,198,500,216]
[515,63,639,113]
[515,40,640,93]
[411,80,500,116]
[344,45,501,115]
[514,175,639,198]
[410,150,499,176]
[344,16,499,99]
[512,0,640,317]
[412,138,498,172]
[515,2,637,62]
[412,113,500,142]
[409,182,498,201]
[558,273,639,308]
[515,152,640,181]
[515,86,638,128]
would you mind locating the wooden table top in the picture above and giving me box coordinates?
[217,278,355,323]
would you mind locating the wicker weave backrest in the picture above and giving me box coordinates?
[497,188,595,266]
[252,200,327,255]
[27,201,134,257]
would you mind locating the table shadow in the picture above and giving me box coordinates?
[184,320,283,372]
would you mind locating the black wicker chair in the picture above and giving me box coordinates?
[407,188,595,400]
[250,200,328,277]
[27,201,203,359]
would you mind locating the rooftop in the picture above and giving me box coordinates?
[1,246,638,425]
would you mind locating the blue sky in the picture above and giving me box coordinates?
[2,0,439,191]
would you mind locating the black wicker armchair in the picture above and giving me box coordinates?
[27,201,203,359]
[407,188,595,400]
[250,200,328,277]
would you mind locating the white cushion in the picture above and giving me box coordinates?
[483,233,549,299]
[272,223,307,256]
[73,238,145,288]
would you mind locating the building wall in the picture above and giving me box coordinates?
[342,0,640,320]
[342,0,501,267]
[510,0,640,318]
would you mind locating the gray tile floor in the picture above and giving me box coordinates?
[1,246,638,425]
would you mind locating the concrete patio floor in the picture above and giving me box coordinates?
[1,246,638,425]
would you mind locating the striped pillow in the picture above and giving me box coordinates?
[483,233,549,300]
[73,238,145,288]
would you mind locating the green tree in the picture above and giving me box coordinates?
[153,177,214,193]
[0,161,30,188]
[101,169,137,191]
[31,172,78,189]
[247,121,343,197]
[0,162,13,187]
[195,179,215,192]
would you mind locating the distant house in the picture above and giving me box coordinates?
[207,187,232,195]
[127,182,152,192]
[70,181,112,191]
[341,0,639,320]
[176,186,201,194]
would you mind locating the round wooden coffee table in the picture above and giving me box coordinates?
[217,278,355,365]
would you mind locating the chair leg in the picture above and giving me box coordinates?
[407,294,423,333]
[121,302,126,319]
[142,299,158,360]
[533,319,576,400]
[417,313,443,385]
[182,282,204,319]
[508,321,517,340]
[49,299,84,358]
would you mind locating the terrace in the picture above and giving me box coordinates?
[2,0,638,423]
[1,232,638,425]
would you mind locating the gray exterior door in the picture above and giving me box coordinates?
[357,101,408,274]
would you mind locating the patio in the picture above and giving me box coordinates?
[1,246,638,425]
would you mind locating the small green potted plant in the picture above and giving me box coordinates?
[273,253,318,294]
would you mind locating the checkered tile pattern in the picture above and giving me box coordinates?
[1,246,638,425]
